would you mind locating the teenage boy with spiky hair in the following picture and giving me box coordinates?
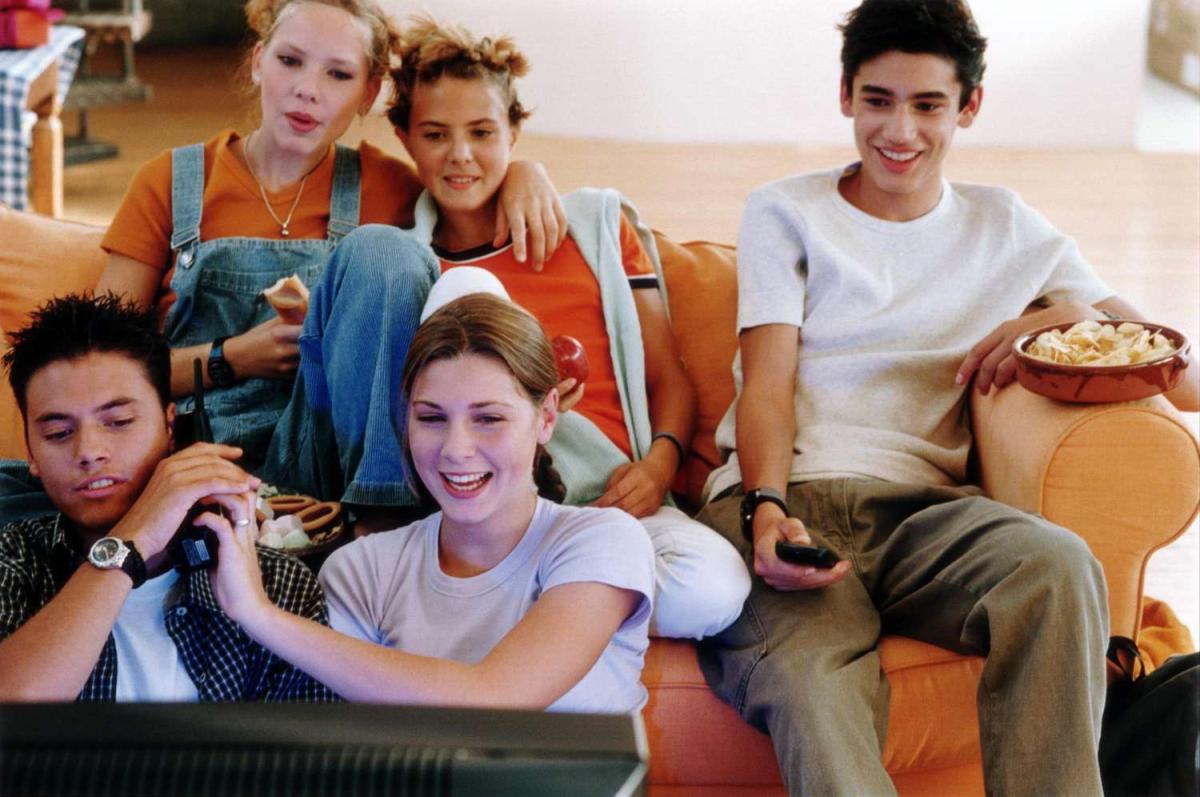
[697,1,1198,794]
[0,293,333,701]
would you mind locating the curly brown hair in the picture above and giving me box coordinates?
[387,16,532,133]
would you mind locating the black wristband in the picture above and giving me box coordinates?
[651,431,686,463]
[207,336,236,388]
[740,487,789,542]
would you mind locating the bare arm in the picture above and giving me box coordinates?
[736,324,799,500]
[0,567,132,701]
[209,518,639,707]
[96,252,162,307]
[97,254,302,397]
[736,324,850,591]
[593,288,695,518]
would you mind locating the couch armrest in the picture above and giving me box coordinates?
[970,386,1200,638]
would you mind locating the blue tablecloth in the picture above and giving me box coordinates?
[0,25,85,211]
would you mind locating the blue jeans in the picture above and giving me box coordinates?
[696,479,1109,797]
[262,225,440,506]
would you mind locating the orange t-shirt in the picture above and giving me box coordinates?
[437,216,654,457]
[101,129,422,324]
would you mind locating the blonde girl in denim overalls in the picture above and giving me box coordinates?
[52,0,567,531]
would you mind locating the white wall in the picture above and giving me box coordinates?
[392,1,1150,147]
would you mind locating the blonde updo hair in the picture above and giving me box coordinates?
[244,0,400,82]
[388,15,532,133]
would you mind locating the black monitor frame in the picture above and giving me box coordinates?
[0,702,648,797]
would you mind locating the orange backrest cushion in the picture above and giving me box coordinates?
[653,232,738,506]
[0,206,107,459]
[0,205,107,335]
[0,344,25,459]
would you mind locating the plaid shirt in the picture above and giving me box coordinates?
[0,514,337,702]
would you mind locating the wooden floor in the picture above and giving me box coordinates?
[60,45,1200,642]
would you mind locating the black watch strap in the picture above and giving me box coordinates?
[740,486,789,542]
[121,540,148,588]
[207,336,236,388]
[88,536,148,588]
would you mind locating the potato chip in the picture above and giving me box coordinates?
[1024,320,1177,366]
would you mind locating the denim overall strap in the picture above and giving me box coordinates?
[158,143,363,471]
[169,143,205,260]
[326,144,361,243]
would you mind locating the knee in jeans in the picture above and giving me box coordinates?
[1018,523,1106,603]
[333,225,437,286]
[748,650,829,717]
[338,223,408,253]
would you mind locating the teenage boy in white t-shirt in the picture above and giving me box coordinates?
[696,1,1199,795]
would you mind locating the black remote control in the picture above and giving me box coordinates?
[775,541,840,569]
[169,359,221,572]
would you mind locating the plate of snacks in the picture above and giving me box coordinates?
[1012,320,1190,403]
[254,485,346,559]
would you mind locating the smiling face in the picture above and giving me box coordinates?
[399,76,518,249]
[407,352,554,541]
[251,2,381,163]
[25,352,174,538]
[839,50,982,221]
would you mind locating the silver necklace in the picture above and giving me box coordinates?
[244,131,309,237]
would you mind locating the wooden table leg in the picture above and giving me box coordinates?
[27,60,63,219]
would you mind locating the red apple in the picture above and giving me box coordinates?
[552,334,590,384]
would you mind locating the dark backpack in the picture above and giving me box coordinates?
[1099,637,1200,796]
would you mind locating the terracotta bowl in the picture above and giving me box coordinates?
[1012,321,1190,403]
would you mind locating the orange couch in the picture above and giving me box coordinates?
[3,205,1199,796]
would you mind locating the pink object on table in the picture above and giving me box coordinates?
[0,6,64,49]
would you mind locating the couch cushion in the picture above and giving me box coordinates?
[0,340,25,459]
[653,233,738,506]
[642,638,781,789]
[641,636,984,793]
[0,207,106,459]
[0,205,106,335]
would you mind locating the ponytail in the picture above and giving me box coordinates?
[533,445,566,503]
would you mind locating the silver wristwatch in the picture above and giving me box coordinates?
[87,536,147,588]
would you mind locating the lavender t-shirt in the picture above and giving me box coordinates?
[319,498,654,713]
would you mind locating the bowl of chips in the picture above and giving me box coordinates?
[1012,320,1190,403]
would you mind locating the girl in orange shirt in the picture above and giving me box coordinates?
[379,18,750,639]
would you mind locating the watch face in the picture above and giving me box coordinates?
[208,358,235,388]
[90,537,122,565]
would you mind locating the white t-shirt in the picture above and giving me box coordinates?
[112,568,200,702]
[706,166,1114,499]
[319,498,655,713]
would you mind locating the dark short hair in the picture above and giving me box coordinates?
[839,0,987,109]
[3,293,171,417]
